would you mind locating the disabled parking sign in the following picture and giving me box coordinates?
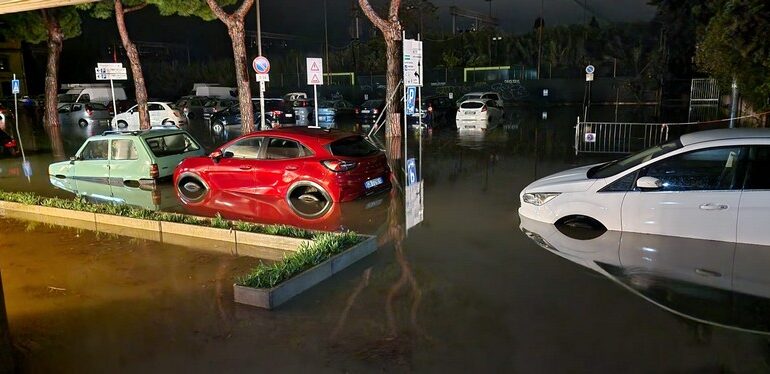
[405,87,417,115]
[11,79,20,95]
[406,158,417,186]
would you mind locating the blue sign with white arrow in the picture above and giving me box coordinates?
[11,79,20,95]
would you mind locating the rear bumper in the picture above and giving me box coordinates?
[330,171,392,202]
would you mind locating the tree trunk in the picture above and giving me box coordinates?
[115,0,150,130]
[226,19,254,133]
[42,10,62,128]
[384,38,402,138]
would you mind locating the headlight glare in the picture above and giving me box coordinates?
[523,192,560,206]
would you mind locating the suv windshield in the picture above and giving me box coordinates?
[588,140,681,178]
[144,133,200,157]
[329,136,380,157]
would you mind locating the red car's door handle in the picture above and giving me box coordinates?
[285,165,299,171]
[239,165,252,170]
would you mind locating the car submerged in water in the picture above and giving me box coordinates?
[174,127,391,208]
[49,128,205,188]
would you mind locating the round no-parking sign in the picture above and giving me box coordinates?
[253,56,270,74]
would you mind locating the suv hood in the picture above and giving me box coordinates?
[522,164,600,193]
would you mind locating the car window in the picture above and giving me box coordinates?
[79,140,109,161]
[640,146,746,191]
[330,136,379,157]
[588,140,681,179]
[491,94,500,100]
[111,139,138,160]
[72,104,83,112]
[743,146,770,190]
[58,105,71,113]
[486,100,497,107]
[266,138,303,160]
[224,137,263,159]
[144,133,201,157]
[148,103,164,111]
[88,103,107,110]
[460,102,484,109]
[80,94,90,102]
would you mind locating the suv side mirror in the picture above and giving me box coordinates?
[223,151,234,159]
[637,176,662,190]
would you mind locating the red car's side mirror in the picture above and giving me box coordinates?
[210,150,222,163]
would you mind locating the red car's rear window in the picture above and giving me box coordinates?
[329,136,380,157]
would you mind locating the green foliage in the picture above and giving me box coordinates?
[237,232,363,288]
[0,189,315,240]
[82,0,223,21]
[0,7,82,44]
[695,0,770,109]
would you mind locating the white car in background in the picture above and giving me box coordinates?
[519,128,770,245]
[457,91,504,108]
[455,99,504,130]
[112,102,186,130]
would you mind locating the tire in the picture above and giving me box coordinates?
[78,119,88,128]
[176,174,208,202]
[287,182,332,218]
[162,119,175,127]
[211,121,224,135]
[117,120,128,129]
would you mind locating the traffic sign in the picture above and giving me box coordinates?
[585,65,595,74]
[255,74,270,82]
[584,132,597,143]
[585,73,594,82]
[403,38,423,87]
[95,67,127,80]
[11,79,20,95]
[306,57,323,86]
[253,56,270,74]
[406,158,418,186]
[405,87,417,115]
[98,62,124,69]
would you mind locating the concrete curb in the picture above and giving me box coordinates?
[233,236,377,310]
[235,231,310,252]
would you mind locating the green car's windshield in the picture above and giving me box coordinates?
[144,133,200,157]
[588,140,681,179]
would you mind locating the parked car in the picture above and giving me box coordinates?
[457,91,504,108]
[519,128,770,245]
[175,96,208,119]
[49,128,205,186]
[203,98,238,120]
[58,84,128,106]
[190,84,236,99]
[174,127,391,206]
[58,102,111,127]
[287,98,313,125]
[0,128,18,157]
[356,99,386,124]
[209,99,294,134]
[455,99,504,130]
[312,99,356,125]
[282,92,307,102]
[409,95,456,129]
[113,102,186,130]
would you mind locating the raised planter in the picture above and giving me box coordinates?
[160,221,235,242]
[95,213,161,232]
[235,231,310,252]
[233,235,377,310]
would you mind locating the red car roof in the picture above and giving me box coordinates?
[250,127,358,146]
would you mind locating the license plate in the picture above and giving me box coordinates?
[465,111,474,115]
[361,110,371,114]
[364,177,384,189]
[465,125,476,129]
[286,114,293,117]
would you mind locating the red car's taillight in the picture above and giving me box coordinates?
[355,108,360,114]
[150,164,160,179]
[3,139,16,148]
[322,160,357,172]
[427,105,433,112]
[481,105,487,112]
[272,110,282,117]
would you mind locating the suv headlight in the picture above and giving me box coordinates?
[522,192,560,206]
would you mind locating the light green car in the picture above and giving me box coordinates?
[49,129,205,187]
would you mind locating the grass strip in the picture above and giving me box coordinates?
[236,231,363,289]
[0,190,315,239]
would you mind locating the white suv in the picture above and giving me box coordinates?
[519,129,770,245]
[113,102,187,130]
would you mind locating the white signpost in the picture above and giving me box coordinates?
[96,63,126,119]
[253,56,270,131]
[11,73,27,179]
[403,35,425,232]
[306,57,323,128]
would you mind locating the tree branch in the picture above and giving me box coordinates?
[205,0,230,23]
[235,0,255,19]
[124,2,148,14]
[358,0,389,32]
[388,0,401,22]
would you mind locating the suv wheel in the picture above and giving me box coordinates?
[117,120,128,129]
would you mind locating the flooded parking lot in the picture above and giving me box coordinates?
[1,105,769,372]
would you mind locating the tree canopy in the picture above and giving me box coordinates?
[0,7,81,44]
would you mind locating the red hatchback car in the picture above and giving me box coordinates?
[174,127,391,206]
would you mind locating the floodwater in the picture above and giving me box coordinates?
[1,104,769,372]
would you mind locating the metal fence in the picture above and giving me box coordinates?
[574,118,677,155]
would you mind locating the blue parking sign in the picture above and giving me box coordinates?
[11,79,19,95]
[406,158,417,186]
[405,86,416,115]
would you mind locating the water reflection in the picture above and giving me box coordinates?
[520,215,770,335]
[51,177,179,211]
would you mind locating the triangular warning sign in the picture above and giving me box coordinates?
[311,74,320,84]
[311,62,320,71]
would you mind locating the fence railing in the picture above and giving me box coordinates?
[574,118,676,155]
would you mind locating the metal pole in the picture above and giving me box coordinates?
[536,0,543,79]
[324,0,331,85]
[403,31,407,192]
[729,78,738,128]
[417,35,422,182]
[110,79,117,121]
[256,0,265,131]
[313,84,319,128]
[12,74,26,168]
